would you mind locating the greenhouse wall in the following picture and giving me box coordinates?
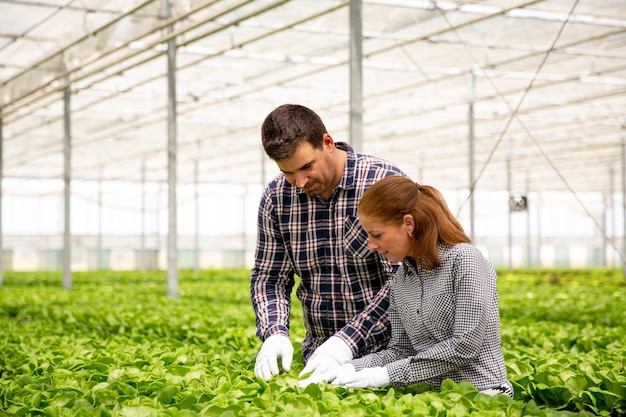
[1,180,623,271]
[0,241,615,271]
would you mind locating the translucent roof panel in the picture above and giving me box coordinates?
[1,0,625,194]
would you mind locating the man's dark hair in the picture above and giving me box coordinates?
[261,104,328,160]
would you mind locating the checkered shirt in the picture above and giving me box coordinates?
[350,243,509,390]
[250,142,405,360]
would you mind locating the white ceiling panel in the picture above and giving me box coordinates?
[0,0,624,197]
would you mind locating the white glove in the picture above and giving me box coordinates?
[297,363,343,388]
[297,336,353,387]
[331,363,390,388]
[254,334,294,381]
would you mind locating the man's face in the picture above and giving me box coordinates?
[275,137,336,198]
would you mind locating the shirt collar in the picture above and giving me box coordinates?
[402,242,450,272]
[335,142,356,190]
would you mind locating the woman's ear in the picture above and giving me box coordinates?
[402,214,415,236]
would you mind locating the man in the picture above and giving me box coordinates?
[251,104,406,383]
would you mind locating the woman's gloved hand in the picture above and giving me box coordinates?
[331,363,390,388]
[297,336,353,387]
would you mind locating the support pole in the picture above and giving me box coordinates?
[97,170,103,270]
[63,80,72,290]
[194,142,200,274]
[622,140,626,277]
[0,109,3,286]
[418,152,424,184]
[166,0,178,297]
[349,0,363,152]
[141,159,147,272]
[607,165,614,268]
[261,147,266,186]
[507,154,512,271]
[525,172,531,268]
[536,192,542,267]
[467,70,476,242]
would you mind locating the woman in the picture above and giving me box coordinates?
[329,176,513,397]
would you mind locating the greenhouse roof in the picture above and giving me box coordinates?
[1,0,625,195]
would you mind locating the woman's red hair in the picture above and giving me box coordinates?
[358,176,470,269]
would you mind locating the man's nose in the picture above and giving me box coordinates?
[295,172,308,188]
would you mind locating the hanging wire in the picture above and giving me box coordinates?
[439,0,582,213]
[427,0,622,259]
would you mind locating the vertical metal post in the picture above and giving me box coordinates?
[525,172,531,268]
[622,140,626,277]
[418,153,424,184]
[141,159,147,272]
[507,154,512,271]
[602,190,608,267]
[166,0,178,297]
[0,109,3,286]
[194,142,200,274]
[467,70,476,242]
[349,0,363,151]
[63,80,72,290]
[261,147,266,186]
[607,165,614,268]
[536,192,542,267]
[97,170,103,270]
[154,183,160,268]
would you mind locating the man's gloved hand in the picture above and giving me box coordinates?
[331,363,390,388]
[254,334,294,381]
[297,336,353,387]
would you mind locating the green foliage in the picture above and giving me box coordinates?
[0,269,624,416]
[496,269,626,416]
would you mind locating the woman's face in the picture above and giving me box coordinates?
[359,214,414,262]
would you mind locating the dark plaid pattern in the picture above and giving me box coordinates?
[251,143,405,360]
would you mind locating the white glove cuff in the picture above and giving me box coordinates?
[325,336,354,361]
[372,366,391,387]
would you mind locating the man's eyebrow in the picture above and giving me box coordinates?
[281,160,314,174]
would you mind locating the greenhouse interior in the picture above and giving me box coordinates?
[1,0,626,278]
[1,1,625,416]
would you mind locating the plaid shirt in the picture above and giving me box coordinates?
[250,142,405,360]
[350,243,509,390]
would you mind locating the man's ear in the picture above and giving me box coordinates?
[322,133,335,150]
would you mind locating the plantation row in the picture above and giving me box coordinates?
[0,269,624,416]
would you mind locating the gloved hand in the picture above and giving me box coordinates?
[254,334,294,381]
[331,363,390,388]
[297,363,343,388]
[297,336,353,387]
